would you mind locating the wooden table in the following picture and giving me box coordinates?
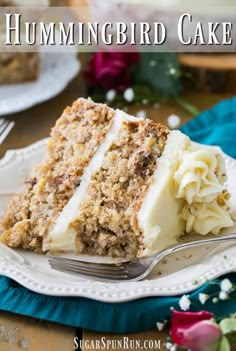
[0,61,234,350]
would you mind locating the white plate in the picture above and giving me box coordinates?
[0,52,80,116]
[0,139,236,303]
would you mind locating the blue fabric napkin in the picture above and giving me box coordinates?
[1,97,236,333]
[180,96,236,159]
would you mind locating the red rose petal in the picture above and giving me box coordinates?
[171,310,214,345]
[83,51,139,91]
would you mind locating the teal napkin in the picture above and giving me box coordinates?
[0,97,236,333]
[180,96,236,158]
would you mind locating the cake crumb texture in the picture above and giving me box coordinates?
[72,120,169,259]
[1,98,115,250]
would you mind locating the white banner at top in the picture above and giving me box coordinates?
[0,4,235,52]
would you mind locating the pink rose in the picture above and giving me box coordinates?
[171,310,222,351]
[84,51,140,91]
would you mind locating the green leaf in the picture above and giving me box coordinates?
[220,318,236,335]
[175,97,200,116]
[132,52,182,98]
[218,336,231,351]
[132,84,155,100]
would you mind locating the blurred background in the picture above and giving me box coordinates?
[0,0,236,155]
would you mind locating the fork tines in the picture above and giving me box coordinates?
[0,118,15,144]
[48,256,129,280]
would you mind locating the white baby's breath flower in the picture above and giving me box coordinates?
[156,321,165,331]
[179,295,191,311]
[212,297,219,304]
[136,110,146,119]
[124,88,134,102]
[149,60,156,67]
[169,67,176,75]
[220,278,233,293]
[165,342,173,350]
[106,89,116,102]
[170,346,177,351]
[199,293,209,305]
[219,291,228,300]
[167,114,181,129]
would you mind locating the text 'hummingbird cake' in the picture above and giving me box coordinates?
[0,98,234,259]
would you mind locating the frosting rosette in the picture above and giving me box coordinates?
[174,148,227,204]
[182,196,233,235]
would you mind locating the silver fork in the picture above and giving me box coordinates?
[48,233,236,282]
[0,118,15,144]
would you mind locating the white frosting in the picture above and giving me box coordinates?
[138,134,233,256]
[174,146,227,204]
[173,144,233,236]
[138,130,190,257]
[43,109,140,252]
[182,201,234,235]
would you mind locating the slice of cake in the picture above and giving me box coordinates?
[1,98,115,251]
[0,0,48,84]
[0,98,234,259]
[0,52,40,84]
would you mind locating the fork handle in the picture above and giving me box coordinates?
[146,233,236,274]
[170,233,236,253]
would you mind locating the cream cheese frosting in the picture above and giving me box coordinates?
[173,144,233,236]
[182,199,233,235]
[137,130,189,257]
[138,135,233,257]
[174,146,227,204]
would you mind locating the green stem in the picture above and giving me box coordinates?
[175,97,200,116]
[226,333,236,344]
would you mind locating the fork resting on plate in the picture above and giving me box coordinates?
[0,118,15,144]
[48,233,236,282]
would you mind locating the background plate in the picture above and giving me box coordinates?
[0,51,80,116]
[0,139,236,303]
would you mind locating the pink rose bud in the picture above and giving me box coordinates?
[177,320,222,351]
[171,310,214,345]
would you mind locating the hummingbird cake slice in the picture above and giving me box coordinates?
[0,99,234,259]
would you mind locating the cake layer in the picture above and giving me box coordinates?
[1,98,115,251]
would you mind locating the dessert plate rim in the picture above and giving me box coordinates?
[0,139,236,303]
